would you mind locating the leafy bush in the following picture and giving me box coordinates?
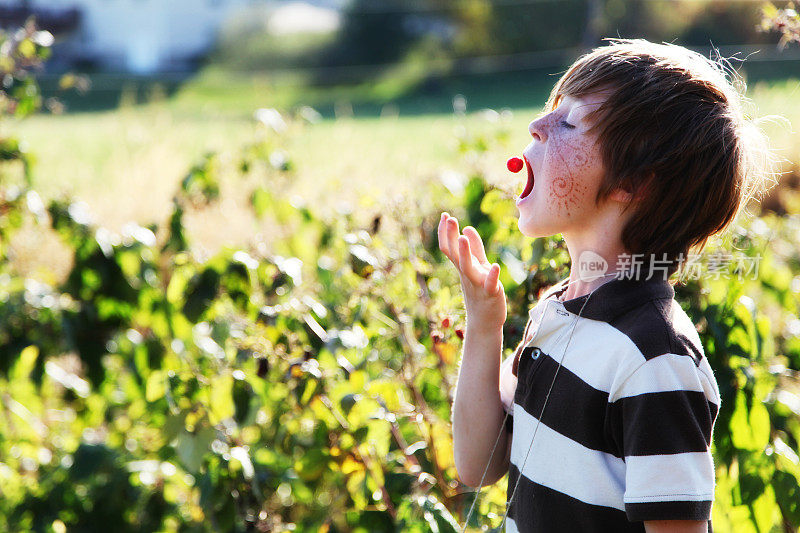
[1,19,799,533]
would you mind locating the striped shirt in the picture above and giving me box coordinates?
[498,275,720,532]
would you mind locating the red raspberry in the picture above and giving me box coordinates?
[441,316,451,329]
[507,157,523,173]
[455,327,465,340]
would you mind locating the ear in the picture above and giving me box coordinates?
[610,172,653,204]
[608,187,634,204]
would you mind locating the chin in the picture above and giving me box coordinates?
[517,217,559,239]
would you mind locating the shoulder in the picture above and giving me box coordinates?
[606,298,719,405]
[609,297,704,364]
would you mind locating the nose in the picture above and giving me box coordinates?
[528,116,546,142]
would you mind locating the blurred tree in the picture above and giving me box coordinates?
[446,0,494,56]
[481,0,586,54]
[224,0,789,92]
[680,1,773,46]
[316,0,418,68]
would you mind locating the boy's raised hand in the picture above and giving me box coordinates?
[438,213,507,333]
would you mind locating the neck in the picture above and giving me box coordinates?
[561,219,630,302]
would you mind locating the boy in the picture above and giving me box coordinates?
[438,39,773,532]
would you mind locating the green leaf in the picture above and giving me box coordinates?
[163,411,187,444]
[209,374,235,424]
[232,377,252,424]
[366,419,391,458]
[738,472,765,505]
[10,345,38,380]
[145,370,165,402]
[750,484,780,532]
[183,267,221,322]
[773,470,800,525]
[294,448,326,482]
[175,425,216,473]
[346,469,368,510]
[367,379,403,411]
[251,188,273,219]
[730,391,770,451]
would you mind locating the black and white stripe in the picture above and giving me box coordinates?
[502,276,720,532]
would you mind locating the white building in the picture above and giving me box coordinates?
[0,0,345,74]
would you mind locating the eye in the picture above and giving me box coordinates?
[561,120,575,129]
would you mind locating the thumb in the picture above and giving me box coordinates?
[483,263,501,295]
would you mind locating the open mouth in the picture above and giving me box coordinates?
[520,157,535,199]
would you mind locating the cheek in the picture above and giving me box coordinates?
[544,138,598,217]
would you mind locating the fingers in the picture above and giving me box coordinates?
[437,212,449,259]
[438,213,456,268]
[438,213,498,293]
[484,263,501,295]
[458,236,485,287]
[446,216,460,264]
[438,213,461,268]
[462,226,489,265]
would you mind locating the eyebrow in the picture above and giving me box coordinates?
[547,96,596,123]
[570,101,602,123]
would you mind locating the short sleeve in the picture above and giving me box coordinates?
[499,352,517,433]
[608,353,721,522]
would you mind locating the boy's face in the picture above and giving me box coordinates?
[516,92,613,238]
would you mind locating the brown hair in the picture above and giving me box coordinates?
[545,39,778,275]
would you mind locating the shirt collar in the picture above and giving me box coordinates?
[546,274,675,322]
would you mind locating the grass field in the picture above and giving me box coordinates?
[8,69,800,280]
